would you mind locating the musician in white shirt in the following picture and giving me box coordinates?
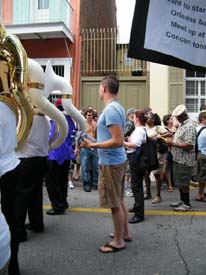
[16,114,50,239]
[0,102,21,275]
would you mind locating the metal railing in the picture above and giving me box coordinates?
[2,0,73,29]
[81,28,147,76]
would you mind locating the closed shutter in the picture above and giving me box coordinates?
[81,77,148,113]
[168,67,184,113]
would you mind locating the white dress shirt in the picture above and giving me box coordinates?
[17,115,50,158]
[127,126,146,154]
[0,102,20,177]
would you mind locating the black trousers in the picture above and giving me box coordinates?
[127,153,145,219]
[45,160,70,211]
[17,157,49,234]
[0,166,20,275]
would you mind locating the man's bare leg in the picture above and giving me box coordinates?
[111,206,125,246]
[100,205,125,252]
[108,201,132,241]
[121,201,132,240]
[197,183,206,200]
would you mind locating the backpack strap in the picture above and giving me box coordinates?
[143,128,149,143]
[195,126,206,155]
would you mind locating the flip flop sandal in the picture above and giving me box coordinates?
[109,233,133,242]
[99,243,126,253]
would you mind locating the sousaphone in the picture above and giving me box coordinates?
[0,24,33,148]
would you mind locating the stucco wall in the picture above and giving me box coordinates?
[150,63,169,120]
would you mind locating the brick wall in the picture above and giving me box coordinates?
[80,0,117,29]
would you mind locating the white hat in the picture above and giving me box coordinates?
[172,104,187,117]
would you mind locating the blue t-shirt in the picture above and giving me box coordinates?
[197,126,206,156]
[97,100,126,165]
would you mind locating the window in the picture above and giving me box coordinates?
[186,70,195,78]
[124,53,133,67]
[185,81,198,96]
[52,66,64,77]
[185,98,198,113]
[35,58,72,103]
[186,70,206,78]
[38,0,49,10]
[47,65,65,102]
[185,70,206,114]
[42,65,64,77]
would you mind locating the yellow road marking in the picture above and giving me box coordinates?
[43,205,206,216]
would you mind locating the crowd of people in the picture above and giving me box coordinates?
[1,75,206,273]
[74,102,206,214]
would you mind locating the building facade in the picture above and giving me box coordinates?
[0,0,117,108]
[150,64,206,121]
[1,0,78,102]
[1,1,201,117]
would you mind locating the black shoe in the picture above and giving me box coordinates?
[93,185,98,190]
[18,233,27,243]
[84,185,91,192]
[144,193,152,200]
[129,208,135,213]
[25,223,44,233]
[46,209,65,215]
[129,215,144,224]
[8,263,21,275]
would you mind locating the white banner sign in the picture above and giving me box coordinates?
[144,0,206,67]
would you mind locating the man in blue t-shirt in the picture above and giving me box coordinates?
[81,75,132,253]
[196,111,206,202]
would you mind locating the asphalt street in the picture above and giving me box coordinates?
[18,181,206,275]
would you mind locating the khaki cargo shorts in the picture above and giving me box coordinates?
[173,161,193,188]
[99,162,126,209]
[197,152,206,184]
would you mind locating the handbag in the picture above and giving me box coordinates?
[156,137,168,154]
[139,131,159,173]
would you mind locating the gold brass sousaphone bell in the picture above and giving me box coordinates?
[0,23,33,148]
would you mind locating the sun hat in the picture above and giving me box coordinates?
[172,104,187,117]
